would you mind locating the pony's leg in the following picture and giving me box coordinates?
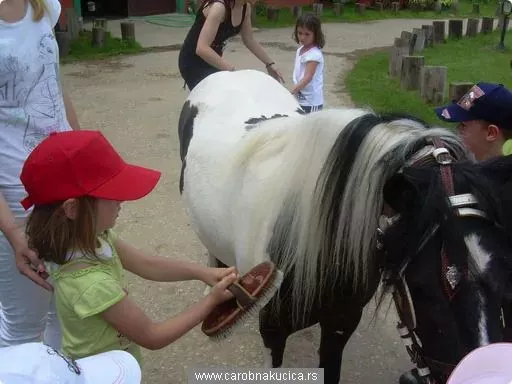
[259,305,289,368]
[318,308,363,384]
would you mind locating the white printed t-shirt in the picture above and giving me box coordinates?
[292,45,324,107]
[0,0,72,200]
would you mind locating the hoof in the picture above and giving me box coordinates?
[399,369,422,384]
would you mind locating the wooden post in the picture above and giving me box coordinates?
[389,45,410,77]
[420,66,447,104]
[481,17,494,34]
[433,20,446,43]
[93,18,107,29]
[65,8,80,39]
[400,56,425,91]
[472,3,480,14]
[412,28,426,53]
[120,21,135,41]
[355,2,366,13]
[449,82,473,102]
[434,0,442,13]
[313,3,323,16]
[333,2,343,16]
[292,5,303,17]
[448,19,463,39]
[91,27,105,48]
[266,7,279,21]
[466,18,479,37]
[422,24,434,47]
[375,1,384,11]
[55,31,71,57]
[391,1,399,12]
[400,31,415,54]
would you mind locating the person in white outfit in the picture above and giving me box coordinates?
[0,0,80,348]
[290,13,325,114]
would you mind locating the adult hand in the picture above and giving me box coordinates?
[267,64,285,83]
[6,226,53,291]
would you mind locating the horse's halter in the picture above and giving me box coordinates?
[377,138,490,384]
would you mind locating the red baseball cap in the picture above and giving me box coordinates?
[20,130,161,210]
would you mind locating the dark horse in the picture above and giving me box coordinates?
[177,70,512,383]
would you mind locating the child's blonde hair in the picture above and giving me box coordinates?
[30,0,47,22]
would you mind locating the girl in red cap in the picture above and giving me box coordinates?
[19,130,238,365]
[0,0,80,349]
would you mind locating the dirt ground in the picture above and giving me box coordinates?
[61,18,468,383]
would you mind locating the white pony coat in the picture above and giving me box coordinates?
[180,69,367,274]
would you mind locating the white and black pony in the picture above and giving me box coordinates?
[177,69,512,383]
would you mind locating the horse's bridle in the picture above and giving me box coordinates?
[377,137,490,384]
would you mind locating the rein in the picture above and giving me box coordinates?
[378,138,490,384]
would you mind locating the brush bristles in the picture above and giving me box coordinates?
[206,269,284,342]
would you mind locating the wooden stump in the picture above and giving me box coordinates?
[448,19,463,39]
[313,3,323,16]
[412,28,426,53]
[120,21,135,41]
[472,3,480,14]
[93,18,107,29]
[434,0,442,13]
[400,56,425,91]
[375,1,384,11]
[391,1,400,12]
[91,27,105,48]
[333,3,343,16]
[292,5,303,17]
[481,17,494,34]
[266,7,279,21]
[422,24,434,47]
[433,20,446,43]
[449,82,473,102]
[420,66,447,104]
[400,30,415,54]
[55,31,71,57]
[389,45,410,77]
[355,2,366,13]
[466,18,479,37]
[394,37,409,47]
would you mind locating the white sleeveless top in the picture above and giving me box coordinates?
[0,0,72,200]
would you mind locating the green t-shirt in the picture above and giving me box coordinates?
[46,230,142,365]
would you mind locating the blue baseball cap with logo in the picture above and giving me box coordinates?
[435,82,512,131]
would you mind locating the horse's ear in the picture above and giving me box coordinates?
[383,173,418,213]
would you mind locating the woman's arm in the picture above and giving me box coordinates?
[102,272,237,350]
[196,2,235,71]
[62,86,80,131]
[290,61,318,95]
[0,192,52,290]
[115,238,236,286]
[240,6,284,82]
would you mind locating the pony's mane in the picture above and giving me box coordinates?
[267,110,470,326]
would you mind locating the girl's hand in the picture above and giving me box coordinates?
[267,64,285,83]
[203,266,237,287]
[208,272,238,304]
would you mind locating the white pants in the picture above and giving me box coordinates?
[0,187,61,348]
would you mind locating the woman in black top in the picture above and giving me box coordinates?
[178,0,284,90]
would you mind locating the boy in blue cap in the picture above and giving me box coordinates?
[434,82,512,161]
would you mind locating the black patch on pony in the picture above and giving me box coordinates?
[177,100,198,194]
[244,113,288,130]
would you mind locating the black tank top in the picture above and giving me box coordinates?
[179,1,247,67]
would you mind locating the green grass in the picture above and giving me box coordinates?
[345,29,512,126]
[253,0,497,29]
[61,30,144,64]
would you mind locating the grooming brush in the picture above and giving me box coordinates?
[201,261,284,341]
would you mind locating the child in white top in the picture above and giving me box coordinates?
[290,13,325,113]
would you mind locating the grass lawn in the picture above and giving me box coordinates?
[60,30,144,64]
[345,29,512,127]
[253,0,497,29]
